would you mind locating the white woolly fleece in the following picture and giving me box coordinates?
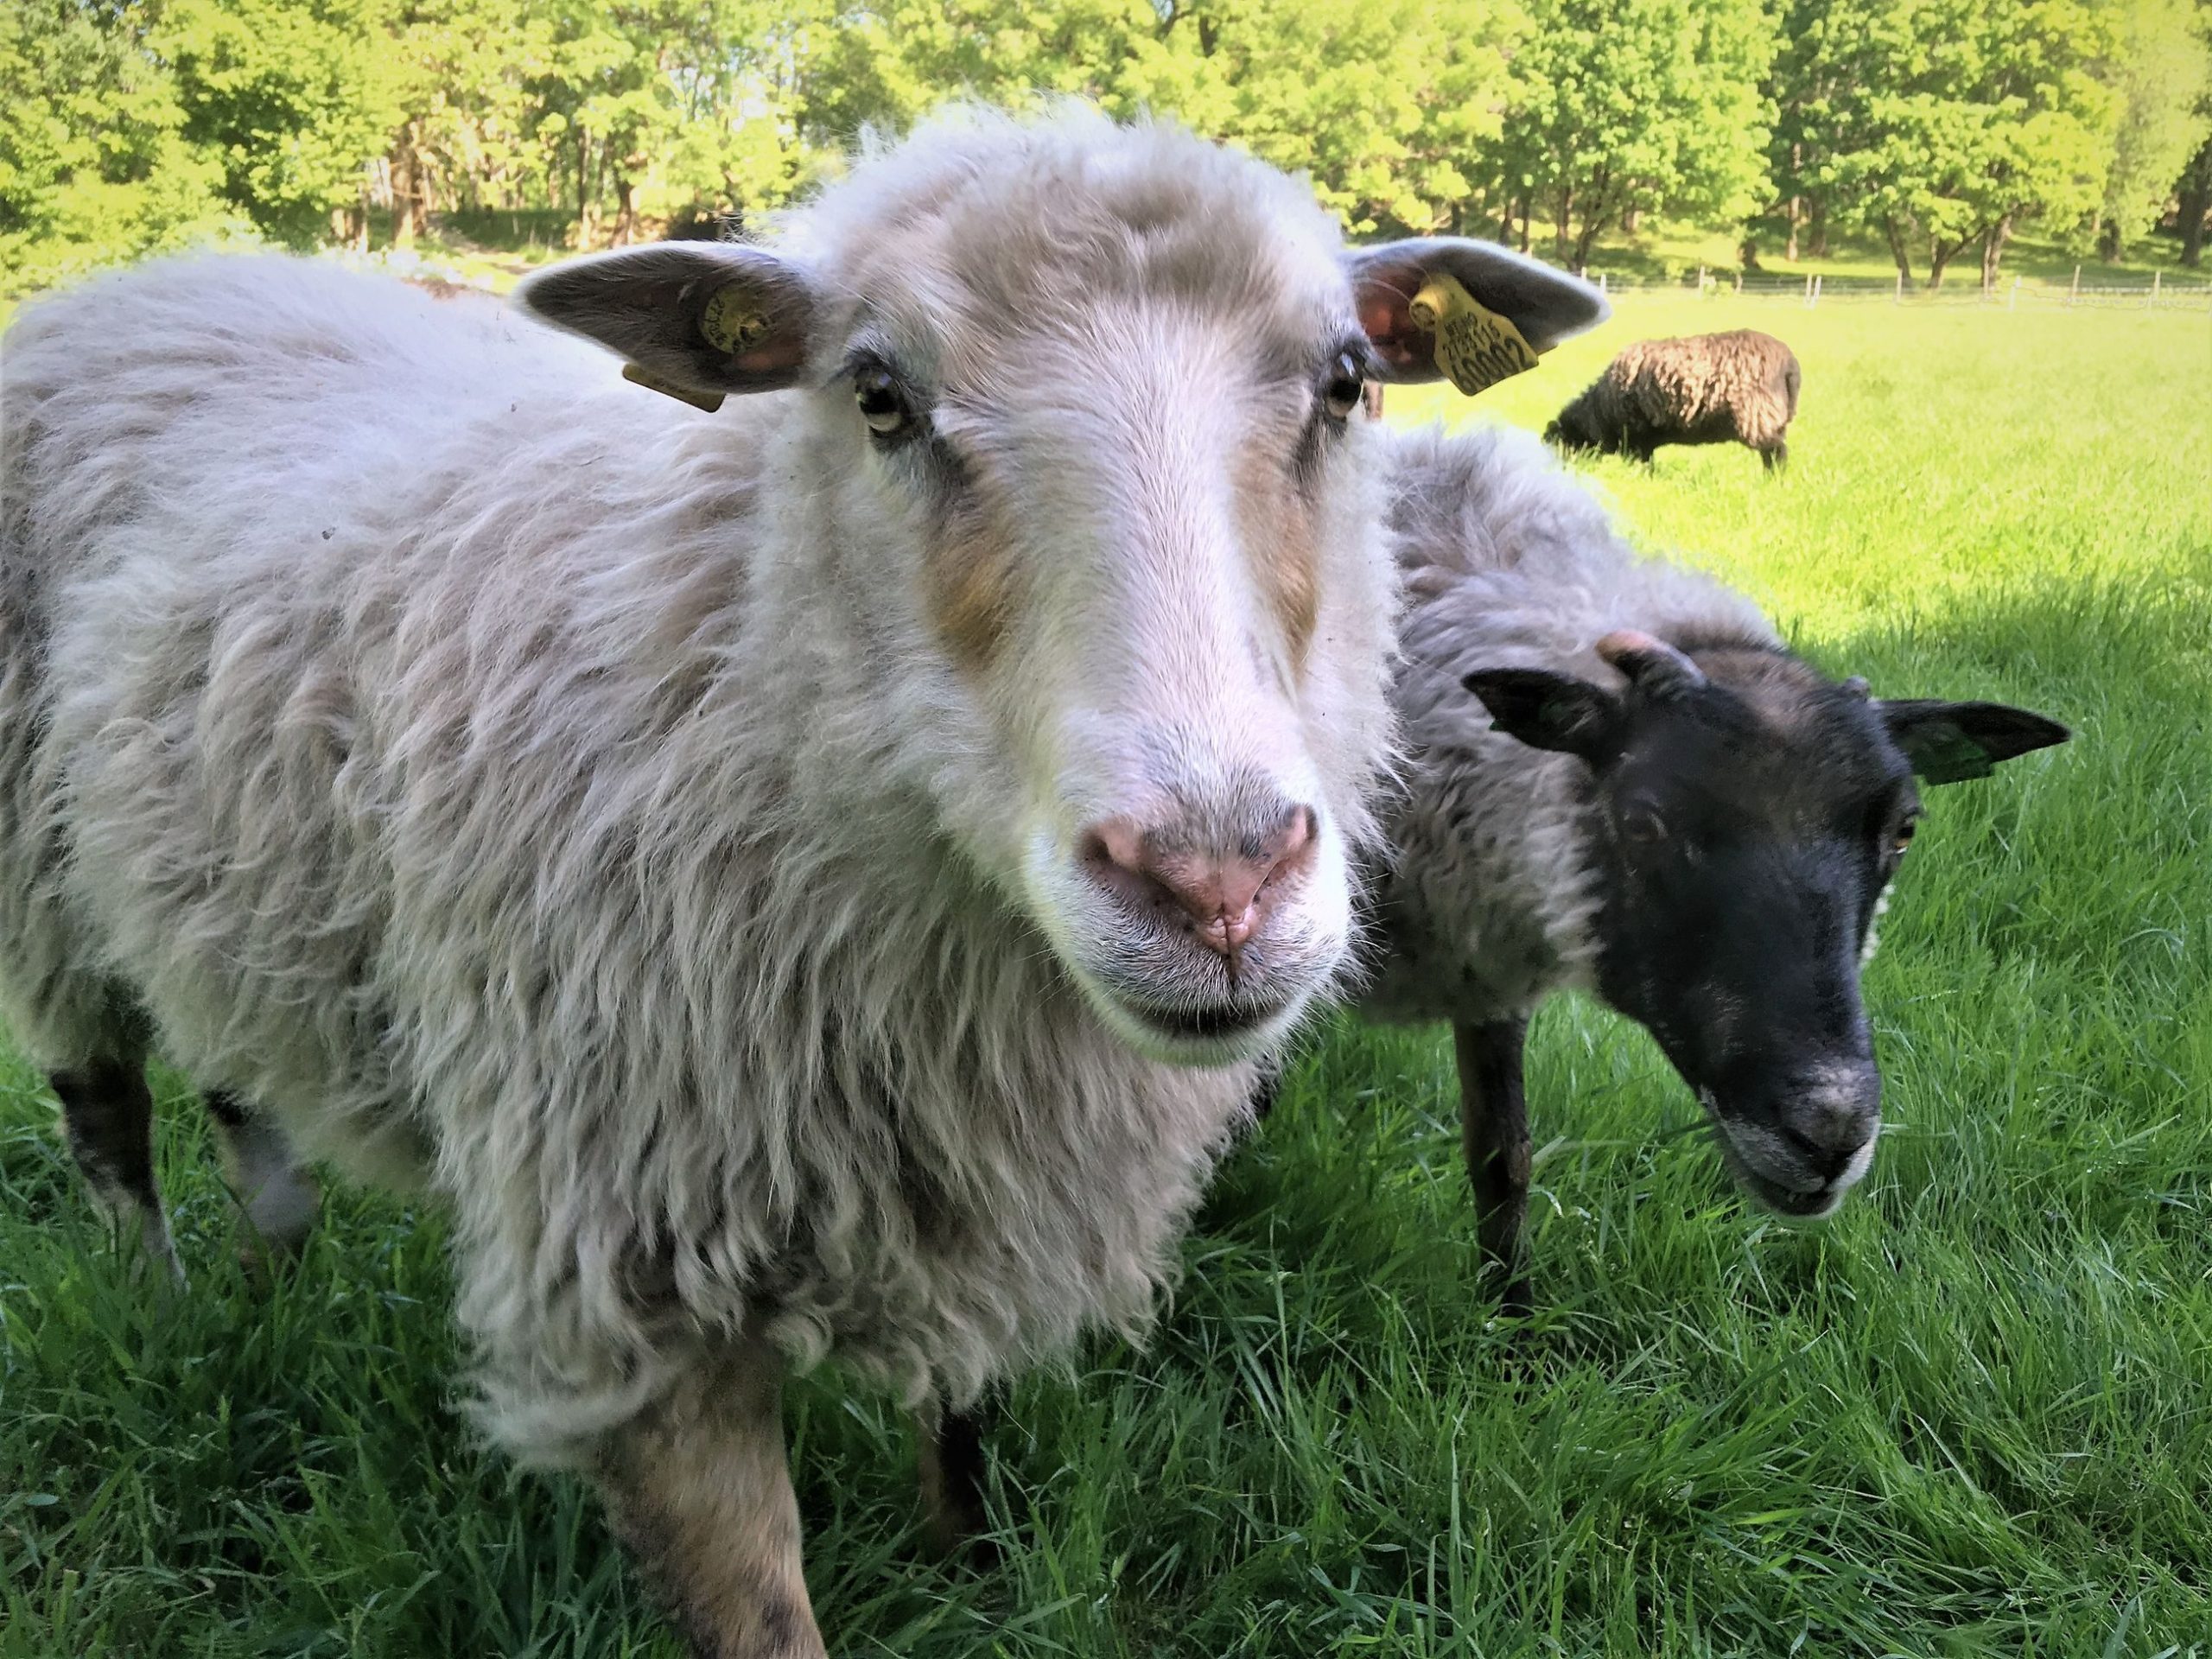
[0,108,1399,1461]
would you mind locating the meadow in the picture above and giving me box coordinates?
[2,289,2208,1657]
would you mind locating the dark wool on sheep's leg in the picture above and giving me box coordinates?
[918,1403,995,1561]
[52,1056,180,1281]
[595,1338,825,1659]
[1454,1019,1531,1316]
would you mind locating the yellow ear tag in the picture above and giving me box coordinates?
[700,285,772,356]
[1408,272,1538,397]
[622,362,726,414]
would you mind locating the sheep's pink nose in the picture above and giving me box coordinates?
[1080,807,1318,962]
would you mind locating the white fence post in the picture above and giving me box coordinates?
[2150,270,2161,310]
[2069,264,2081,306]
[1812,274,1822,308]
[1803,272,1814,307]
[1895,272,1903,304]
[1733,272,1742,294]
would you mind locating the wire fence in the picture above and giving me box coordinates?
[1575,266,2212,312]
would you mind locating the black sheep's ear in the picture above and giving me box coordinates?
[1463,668,1624,762]
[1878,699,2071,785]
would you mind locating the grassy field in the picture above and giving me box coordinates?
[3,292,2208,1657]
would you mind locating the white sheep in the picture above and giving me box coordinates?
[1358,423,2069,1304]
[0,106,1605,1655]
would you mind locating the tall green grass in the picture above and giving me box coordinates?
[3,295,2207,1656]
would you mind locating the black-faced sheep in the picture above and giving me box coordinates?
[0,108,1606,1656]
[1361,424,2066,1305]
[1546,327,1801,471]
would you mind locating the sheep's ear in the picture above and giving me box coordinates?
[1878,699,2070,785]
[1463,668,1624,761]
[1347,239,1608,391]
[515,245,818,409]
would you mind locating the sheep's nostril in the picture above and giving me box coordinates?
[1076,804,1320,960]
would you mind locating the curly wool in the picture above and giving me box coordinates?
[0,108,1395,1463]
[1550,329,1801,459]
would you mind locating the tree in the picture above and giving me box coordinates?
[378,0,552,248]
[1164,0,1526,236]
[2179,131,2212,264]
[0,0,236,296]
[1808,0,2121,288]
[162,0,410,247]
[2095,0,2212,257]
[1486,0,1775,270]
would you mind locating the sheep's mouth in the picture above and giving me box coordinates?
[1122,999,1290,1043]
[1694,1088,1852,1218]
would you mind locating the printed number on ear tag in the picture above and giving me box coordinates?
[623,363,727,414]
[1409,273,1538,397]
[701,286,772,356]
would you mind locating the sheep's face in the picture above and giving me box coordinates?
[518,110,1606,1067]
[1542,398,1604,453]
[1465,635,2066,1216]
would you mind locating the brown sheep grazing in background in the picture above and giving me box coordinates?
[1546,328,1801,471]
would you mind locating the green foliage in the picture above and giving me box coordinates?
[1486,0,1774,269]
[0,0,237,297]
[1802,0,2125,286]
[3,296,2208,1656]
[162,0,410,245]
[800,0,1526,237]
[2096,0,2212,257]
[3,0,2209,311]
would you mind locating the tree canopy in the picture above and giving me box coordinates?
[3,0,2208,298]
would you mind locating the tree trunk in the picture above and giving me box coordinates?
[1785,194,1799,262]
[1883,216,1913,283]
[1925,228,1980,291]
[575,127,596,247]
[1980,213,2012,289]
[612,176,638,247]
[1573,208,1605,271]
[1517,196,1531,254]
[390,129,425,249]
[1620,206,1640,234]
[2178,137,2212,269]
[1808,197,1829,257]
[1553,185,1573,264]
[1497,197,1514,242]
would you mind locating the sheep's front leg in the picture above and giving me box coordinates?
[52,1055,181,1283]
[596,1339,825,1659]
[1453,1019,1531,1314]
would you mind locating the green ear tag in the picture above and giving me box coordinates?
[700,285,771,355]
[1408,272,1538,396]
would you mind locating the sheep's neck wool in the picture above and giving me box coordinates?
[1409,271,1538,397]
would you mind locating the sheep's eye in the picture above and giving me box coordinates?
[855,369,911,437]
[1322,353,1365,422]
[1622,804,1667,844]
[1892,816,1918,855]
